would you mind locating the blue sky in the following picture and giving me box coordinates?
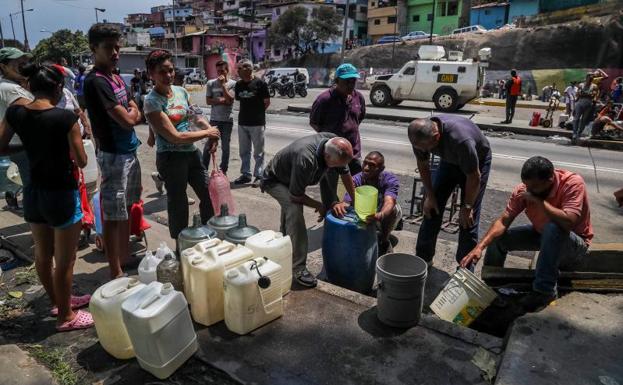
[1,0,168,47]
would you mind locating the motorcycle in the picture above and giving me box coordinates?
[267,75,283,98]
[295,81,307,97]
[279,76,296,98]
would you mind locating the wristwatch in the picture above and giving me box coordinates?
[462,203,473,210]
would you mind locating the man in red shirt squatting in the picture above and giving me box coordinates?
[460,156,593,311]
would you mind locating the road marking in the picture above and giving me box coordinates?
[267,125,623,175]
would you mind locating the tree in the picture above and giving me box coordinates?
[2,40,25,51]
[32,29,89,64]
[269,6,343,56]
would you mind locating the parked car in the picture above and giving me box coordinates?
[452,25,487,35]
[401,31,437,42]
[376,35,402,44]
[179,68,206,85]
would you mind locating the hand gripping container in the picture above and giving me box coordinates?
[121,281,198,379]
[224,258,284,335]
[244,230,292,295]
[90,277,146,359]
[181,242,253,326]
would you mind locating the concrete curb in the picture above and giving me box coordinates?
[469,99,566,111]
[286,105,623,151]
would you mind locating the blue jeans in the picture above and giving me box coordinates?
[238,125,265,178]
[202,120,233,173]
[484,223,588,295]
[415,154,491,265]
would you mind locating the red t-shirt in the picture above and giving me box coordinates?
[504,169,593,245]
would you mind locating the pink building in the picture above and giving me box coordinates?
[186,33,244,79]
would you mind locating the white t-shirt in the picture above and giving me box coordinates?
[62,66,76,94]
[57,88,84,135]
[0,76,33,119]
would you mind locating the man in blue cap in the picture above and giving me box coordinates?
[310,63,366,214]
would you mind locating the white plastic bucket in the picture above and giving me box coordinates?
[430,268,497,327]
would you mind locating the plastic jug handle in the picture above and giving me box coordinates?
[139,294,160,309]
[203,238,220,249]
[191,255,203,266]
[101,286,126,298]
[215,243,235,255]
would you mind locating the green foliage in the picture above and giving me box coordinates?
[269,6,343,55]
[32,29,89,64]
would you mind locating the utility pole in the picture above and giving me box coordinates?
[0,20,4,48]
[95,8,106,23]
[340,0,350,62]
[428,0,436,45]
[249,0,256,63]
[172,0,179,63]
[20,0,29,51]
[391,6,398,72]
[10,14,16,41]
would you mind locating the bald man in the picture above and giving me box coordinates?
[408,115,491,269]
[261,133,356,287]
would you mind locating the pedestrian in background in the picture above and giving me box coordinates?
[234,59,270,187]
[310,63,365,209]
[564,81,577,116]
[573,73,599,142]
[203,60,236,174]
[84,23,143,279]
[0,47,34,188]
[143,50,220,250]
[0,64,92,331]
[502,69,521,124]
[57,57,76,95]
[75,64,87,109]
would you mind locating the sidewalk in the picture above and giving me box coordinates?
[469,97,566,111]
[287,103,623,151]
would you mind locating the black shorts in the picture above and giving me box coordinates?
[23,186,83,229]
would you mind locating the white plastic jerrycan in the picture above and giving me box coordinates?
[90,276,146,359]
[82,139,98,185]
[180,238,233,294]
[245,230,292,295]
[183,243,254,326]
[224,257,284,335]
[138,250,164,284]
[121,281,197,380]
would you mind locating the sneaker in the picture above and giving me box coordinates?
[234,175,252,185]
[519,290,556,313]
[188,197,196,205]
[151,172,164,194]
[294,268,317,288]
[251,177,261,188]
[499,120,510,124]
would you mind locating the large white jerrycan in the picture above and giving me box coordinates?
[121,281,197,379]
[180,238,233,294]
[82,139,98,185]
[224,257,284,335]
[245,230,292,295]
[183,243,253,326]
[90,276,146,359]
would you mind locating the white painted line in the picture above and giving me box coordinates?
[267,125,623,175]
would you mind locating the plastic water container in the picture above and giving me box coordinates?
[90,277,146,359]
[208,153,236,216]
[354,186,378,221]
[207,204,239,239]
[430,268,498,327]
[82,139,98,185]
[139,250,164,284]
[376,253,428,328]
[157,253,183,292]
[177,213,217,255]
[121,281,198,379]
[244,230,292,295]
[322,210,378,294]
[224,258,284,335]
[180,243,254,326]
[180,238,230,292]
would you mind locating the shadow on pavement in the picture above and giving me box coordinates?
[357,307,411,338]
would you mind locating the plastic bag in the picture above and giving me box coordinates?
[208,152,236,216]
[187,104,208,131]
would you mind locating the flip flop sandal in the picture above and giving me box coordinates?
[56,310,94,332]
[50,294,92,316]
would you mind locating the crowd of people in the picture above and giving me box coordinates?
[0,21,613,333]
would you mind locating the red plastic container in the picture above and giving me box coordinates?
[530,112,541,127]
[208,153,236,216]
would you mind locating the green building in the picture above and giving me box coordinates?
[407,0,466,36]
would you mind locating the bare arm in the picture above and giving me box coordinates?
[108,105,141,130]
[0,119,19,155]
[221,81,234,104]
[539,199,579,232]
[340,172,356,206]
[463,170,481,206]
[68,122,87,168]
[147,111,219,145]
[378,195,396,218]
[460,211,515,267]
[291,194,323,210]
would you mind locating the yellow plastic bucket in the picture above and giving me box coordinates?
[354,186,378,221]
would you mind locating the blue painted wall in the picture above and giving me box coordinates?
[508,0,539,22]
[470,5,508,30]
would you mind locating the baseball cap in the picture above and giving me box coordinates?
[335,63,360,79]
[0,47,31,62]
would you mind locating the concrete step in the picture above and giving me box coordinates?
[0,345,55,385]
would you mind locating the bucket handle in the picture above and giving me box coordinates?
[215,243,235,255]
[377,280,384,291]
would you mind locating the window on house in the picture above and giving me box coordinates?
[374,19,381,25]
[412,14,420,22]
[258,42,263,48]
[427,13,433,21]
[447,1,459,16]
[276,8,281,15]
[438,1,447,16]
[388,15,396,23]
